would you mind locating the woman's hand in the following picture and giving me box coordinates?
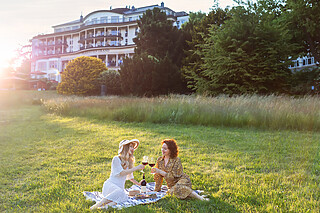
[136,164,146,171]
[151,167,158,174]
[151,168,167,176]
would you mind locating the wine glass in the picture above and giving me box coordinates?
[142,156,149,165]
[141,156,148,173]
[149,157,155,174]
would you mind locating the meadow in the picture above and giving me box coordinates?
[0,90,319,212]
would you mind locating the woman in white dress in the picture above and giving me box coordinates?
[90,139,145,210]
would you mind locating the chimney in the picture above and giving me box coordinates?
[80,13,83,22]
[161,2,164,7]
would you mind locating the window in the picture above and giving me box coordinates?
[100,17,108,23]
[49,61,58,69]
[111,16,119,23]
[111,30,119,36]
[49,73,56,81]
[38,62,47,71]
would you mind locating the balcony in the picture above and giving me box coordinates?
[55,41,68,46]
[107,61,116,67]
[35,41,67,48]
[84,17,138,26]
[78,33,122,43]
[82,42,123,49]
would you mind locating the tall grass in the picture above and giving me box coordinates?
[42,94,320,131]
[0,90,60,109]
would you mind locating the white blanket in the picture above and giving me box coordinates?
[83,182,168,209]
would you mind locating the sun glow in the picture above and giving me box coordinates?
[0,41,21,76]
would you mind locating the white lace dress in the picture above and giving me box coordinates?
[101,156,134,204]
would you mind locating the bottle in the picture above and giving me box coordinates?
[141,173,147,193]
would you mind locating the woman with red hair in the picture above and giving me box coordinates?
[151,139,208,200]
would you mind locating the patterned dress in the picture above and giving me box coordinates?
[154,156,193,199]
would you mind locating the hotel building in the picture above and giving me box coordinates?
[30,2,189,83]
[289,56,318,71]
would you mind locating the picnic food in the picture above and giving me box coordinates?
[129,190,140,196]
[134,192,157,199]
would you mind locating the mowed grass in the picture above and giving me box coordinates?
[0,91,320,212]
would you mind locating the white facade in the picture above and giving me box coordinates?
[31,2,188,82]
[289,56,317,71]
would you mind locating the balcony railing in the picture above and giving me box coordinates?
[81,42,122,49]
[78,33,122,43]
[289,57,316,69]
[84,17,138,26]
[36,41,68,47]
[34,42,134,59]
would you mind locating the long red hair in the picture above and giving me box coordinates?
[162,139,179,158]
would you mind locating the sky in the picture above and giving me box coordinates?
[0,0,236,74]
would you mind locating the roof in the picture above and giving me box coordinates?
[124,4,160,14]
[46,4,187,32]
[53,19,81,28]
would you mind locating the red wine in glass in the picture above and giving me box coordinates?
[149,157,155,173]
[142,156,148,165]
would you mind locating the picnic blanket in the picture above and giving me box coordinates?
[83,182,168,210]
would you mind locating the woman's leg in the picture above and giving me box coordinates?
[106,202,116,206]
[90,198,112,210]
[188,191,209,201]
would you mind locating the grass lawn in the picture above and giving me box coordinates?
[0,91,319,212]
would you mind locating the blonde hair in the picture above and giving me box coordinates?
[119,143,135,169]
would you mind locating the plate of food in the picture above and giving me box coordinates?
[134,192,158,199]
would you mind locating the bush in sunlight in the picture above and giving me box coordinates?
[57,56,107,96]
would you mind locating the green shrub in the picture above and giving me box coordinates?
[57,56,107,95]
[98,70,122,95]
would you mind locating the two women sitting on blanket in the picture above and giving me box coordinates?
[90,138,208,210]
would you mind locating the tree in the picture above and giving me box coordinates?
[181,7,230,92]
[192,1,294,95]
[98,70,122,95]
[57,56,107,95]
[290,67,320,94]
[120,7,186,96]
[284,0,320,63]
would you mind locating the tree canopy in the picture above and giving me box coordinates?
[284,0,320,63]
[120,7,186,96]
[181,7,230,92]
[181,1,303,95]
[57,56,107,95]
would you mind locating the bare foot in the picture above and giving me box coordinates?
[90,203,100,210]
[90,198,112,210]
